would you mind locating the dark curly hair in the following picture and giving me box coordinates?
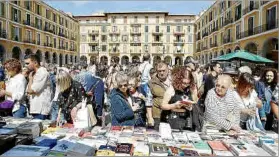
[171,66,194,91]
[261,68,278,91]
[4,58,22,74]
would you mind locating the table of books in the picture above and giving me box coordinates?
[0,117,278,156]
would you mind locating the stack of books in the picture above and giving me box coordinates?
[67,143,96,156]
[230,143,257,156]
[50,140,76,154]
[186,132,202,142]
[159,123,173,140]
[17,122,41,138]
[2,145,50,156]
[120,126,134,137]
[262,142,278,156]
[172,131,188,143]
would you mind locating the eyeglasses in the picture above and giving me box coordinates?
[119,84,128,88]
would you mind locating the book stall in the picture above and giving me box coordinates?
[0,117,278,156]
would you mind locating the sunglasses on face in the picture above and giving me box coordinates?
[119,84,128,88]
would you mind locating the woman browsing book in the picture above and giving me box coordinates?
[160,66,198,131]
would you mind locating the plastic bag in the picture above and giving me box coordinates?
[74,98,97,128]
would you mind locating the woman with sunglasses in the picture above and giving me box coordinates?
[110,71,136,126]
[234,73,263,131]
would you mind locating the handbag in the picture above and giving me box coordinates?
[0,100,15,109]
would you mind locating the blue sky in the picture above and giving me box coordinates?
[45,1,214,16]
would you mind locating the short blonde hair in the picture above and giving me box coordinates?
[56,70,72,92]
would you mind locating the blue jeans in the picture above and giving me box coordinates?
[32,114,48,120]
[51,101,65,122]
[140,83,149,97]
[13,105,26,118]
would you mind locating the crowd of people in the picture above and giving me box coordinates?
[0,53,278,134]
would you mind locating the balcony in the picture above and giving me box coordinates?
[109,39,120,44]
[59,46,66,50]
[88,40,99,45]
[0,30,7,39]
[243,3,259,16]
[130,40,141,43]
[152,40,163,45]
[211,27,219,34]
[173,30,185,35]
[238,19,279,39]
[70,48,76,52]
[210,43,218,48]
[44,43,53,48]
[109,49,120,55]
[12,17,21,23]
[58,33,66,38]
[173,51,186,55]
[109,30,120,35]
[130,29,141,35]
[201,46,208,51]
[36,41,41,45]
[130,23,141,26]
[223,37,233,44]
[23,20,33,27]
[88,30,99,35]
[223,18,234,27]
[152,30,164,35]
[173,39,184,45]
[202,32,208,38]
[196,35,201,41]
[196,48,201,52]
[130,49,141,54]
[23,39,35,44]
[88,51,99,55]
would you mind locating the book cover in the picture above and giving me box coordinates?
[172,131,188,142]
[168,146,183,156]
[46,150,66,156]
[186,132,201,142]
[67,143,96,156]
[193,140,212,155]
[51,140,76,153]
[182,149,200,156]
[208,141,228,151]
[2,145,50,156]
[36,139,57,149]
[179,143,195,150]
[96,150,115,156]
[230,143,257,156]
[149,143,169,153]
[214,150,234,156]
[133,142,149,156]
[115,143,134,156]
[99,145,117,152]
[110,126,122,132]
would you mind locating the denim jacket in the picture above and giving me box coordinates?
[257,81,273,118]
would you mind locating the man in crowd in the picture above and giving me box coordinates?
[139,53,153,97]
[74,63,105,124]
[25,54,52,120]
[204,75,241,131]
[147,62,171,130]
[201,62,222,102]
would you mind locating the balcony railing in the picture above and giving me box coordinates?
[0,30,7,39]
[201,46,208,51]
[196,35,201,41]
[130,29,141,35]
[36,41,41,45]
[152,31,164,35]
[130,50,142,54]
[152,40,163,43]
[173,30,185,35]
[44,43,53,47]
[44,27,54,34]
[88,30,99,35]
[223,18,234,27]
[23,20,32,26]
[210,43,218,48]
[59,46,66,50]
[24,39,35,44]
[261,1,269,5]
[58,33,66,38]
[196,48,201,52]
[173,39,184,43]
[130,40,141,43]
[202,32,208,38]
[223,37,233,44]
[243,3,259,15]
[109,30,120,34]
[238,19,279,39]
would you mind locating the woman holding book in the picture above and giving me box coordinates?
[161,66,198,130]
[0,59,27,118]
[234,73,264,131]
[110,71,136,126]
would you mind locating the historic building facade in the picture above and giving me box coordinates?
[194,0,278,66]
[75,12,196,66]
[0,1,79,66]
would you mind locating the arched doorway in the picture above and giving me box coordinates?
[35,50,42,63]
[45,51,50,63]
[90,56,97,64]
[59,54,63,67]
[164,56,172,66]
[121,56,129,65]
[153,56,161,65]
[132,56,140,64]
[234,46,240,52]
[111,56,120,64]
[25,49,33,57]
[226,49,232,54]
[100,56,108,65]
[245,42,257,54]
[80,55,87,64]
[12,47,21,60]
[175,56,183,65]
[262,38,278,65]
[53,53,57,64]
[65,54,68,65]
[0,45,6,62]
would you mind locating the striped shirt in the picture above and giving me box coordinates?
[204,88,241,130]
